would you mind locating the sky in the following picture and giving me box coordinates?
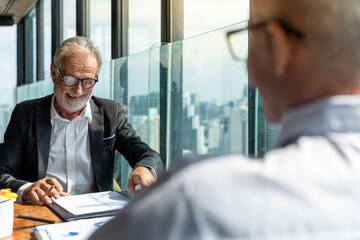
[184,0,249,38]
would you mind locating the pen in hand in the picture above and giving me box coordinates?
[16,215,55,224]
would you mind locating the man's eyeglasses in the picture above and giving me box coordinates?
[53,64,98,89]
[226,19,304,61]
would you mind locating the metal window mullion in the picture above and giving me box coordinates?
[111,0,128,59]
[36,0,44,81]
[111,0,128,109]
[76,0,89,37]
[25,12,34,84]
[17,19,25,86]
[161,0,183,43]
[111,0,121,59]
[52,0,63,59]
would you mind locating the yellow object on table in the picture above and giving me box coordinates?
[0,188,18,201]
[0,188,17,238]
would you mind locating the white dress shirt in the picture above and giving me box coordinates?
[46,95,94,194]
[16,96,94,201]
[91,96,360,240]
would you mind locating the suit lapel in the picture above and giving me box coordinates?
[36,95,52,179]
[89,98,104,191]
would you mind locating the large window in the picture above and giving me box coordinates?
[182,0,250,158]
[90,0,111,61]
[14,0,281,188]
[0,26,16,143]
[62,0,76,40]
[43,0,52,80]
[24,7,37,84]
[129,0,161,55]
[180,23,249,161]
[184,0,249,38]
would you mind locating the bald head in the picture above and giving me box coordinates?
[247,0,360,123]
[252,0,360,81]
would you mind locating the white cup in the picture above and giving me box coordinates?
[0,199,14,238]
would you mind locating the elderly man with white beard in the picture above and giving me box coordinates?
[0,36,163,205]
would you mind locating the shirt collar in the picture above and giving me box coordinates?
[276,95,360,147]
[50,94,92,123]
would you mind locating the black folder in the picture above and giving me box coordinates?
[47,191,130,222]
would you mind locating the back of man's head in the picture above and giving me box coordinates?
[254,0,360,84]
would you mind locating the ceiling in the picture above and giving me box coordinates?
[0,0,38,25]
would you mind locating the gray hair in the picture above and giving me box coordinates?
[53,36,102,75]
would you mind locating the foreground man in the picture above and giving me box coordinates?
[91,0,360,239]
[0,36,162,205]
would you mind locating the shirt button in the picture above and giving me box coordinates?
[68,167,72,171]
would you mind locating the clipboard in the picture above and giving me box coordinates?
[47,191,130,222]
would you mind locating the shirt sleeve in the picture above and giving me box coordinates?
[16,182,33,203]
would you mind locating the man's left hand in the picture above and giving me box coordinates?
[127,166,155,196]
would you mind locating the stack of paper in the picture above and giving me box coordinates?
[33,216,114,240]
[48,191,130,221]
[52,191,128,215]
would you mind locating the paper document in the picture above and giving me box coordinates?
[33,216,113,240]
[52,191,129,215]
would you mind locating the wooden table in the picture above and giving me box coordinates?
[3,203,62,240]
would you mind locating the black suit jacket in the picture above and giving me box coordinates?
[0,94,163,192]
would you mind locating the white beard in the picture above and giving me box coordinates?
[54,87,92,113]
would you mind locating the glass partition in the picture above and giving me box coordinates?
[112,47,162,189]
[16,77,53,103]
[256,102,281,157]
[148,44,162,155]
[167,22,250,166]
[92,61,112,99]
[15,20,280,190]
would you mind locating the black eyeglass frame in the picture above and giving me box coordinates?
[52,64,99,89]
[226,19,304,61]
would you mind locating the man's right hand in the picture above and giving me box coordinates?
[22,178,70,205]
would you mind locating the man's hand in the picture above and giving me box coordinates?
[127,166,155,196]
[22,178,70,205]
